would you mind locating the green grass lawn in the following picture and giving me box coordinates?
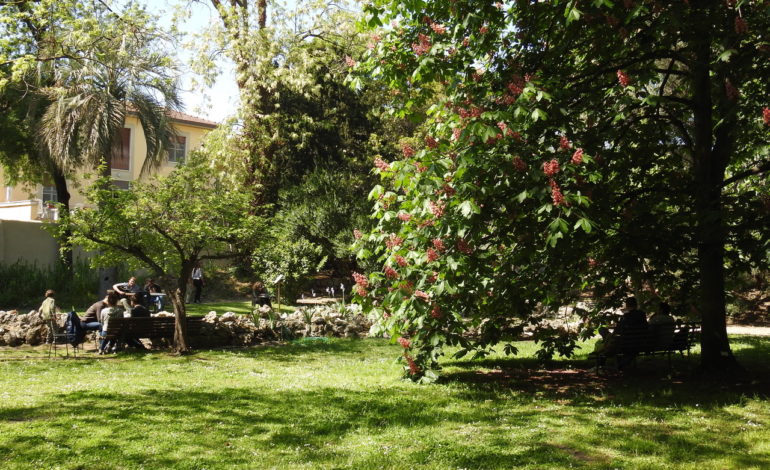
[61,299,293,317]
[0,336,768,469]
[184,299,295,317]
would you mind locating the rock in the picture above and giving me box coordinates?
[220,312,237,323]
[25,326,45,346]
[203,312,218,323]
[4,332,22,347]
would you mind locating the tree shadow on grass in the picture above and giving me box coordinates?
[1,382,768,469]
[1,337,769,469]
[441,335,770,411]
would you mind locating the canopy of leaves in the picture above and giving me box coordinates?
[55,148,264,289]
[352,0,770,381]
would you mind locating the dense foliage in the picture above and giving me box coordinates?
[193,0,412,279]
[54,145,263,352]
[0,260,129,310]
[352,0,770,380]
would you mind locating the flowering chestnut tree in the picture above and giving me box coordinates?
[351,0,770,380]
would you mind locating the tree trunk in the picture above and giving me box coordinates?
[170,262,195,354]
[50,162,73,269]
[693,157,737,370]
[690,16,738,372]
[258,0,267,29]
[170,286,190,354]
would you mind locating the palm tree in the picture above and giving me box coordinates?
[36,33,180,277]
[38,44,181,179]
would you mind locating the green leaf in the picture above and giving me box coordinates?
[717,49,736,62]
[458,200,479,218]
[531,108,548,121]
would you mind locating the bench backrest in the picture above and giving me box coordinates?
[610,322,700,353]
[104,317,205,339]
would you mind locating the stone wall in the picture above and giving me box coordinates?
[0,310,54,346]
[192,303,373,347]
[0,304,374,348]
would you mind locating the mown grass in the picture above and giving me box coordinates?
[0,336,768,469]
[185,299,295,317]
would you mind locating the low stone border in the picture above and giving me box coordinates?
[0,303,374,348]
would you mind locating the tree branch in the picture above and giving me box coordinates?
[722,160,770,187]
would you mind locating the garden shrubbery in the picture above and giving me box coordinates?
[0,260,101,310]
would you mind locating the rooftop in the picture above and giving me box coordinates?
[166,110,219,129]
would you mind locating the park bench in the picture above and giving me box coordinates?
[595,322,701,370]
[103,316,206,345]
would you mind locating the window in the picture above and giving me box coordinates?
[110,128,131,171]
[168,136,187,163]
[112,180,131,190]
[42,186,58,203]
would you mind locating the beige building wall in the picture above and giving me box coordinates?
[0,112,216,221]
[0,220,60,266]
[0,112,216,266]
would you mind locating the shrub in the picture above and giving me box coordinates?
[0,260,132,311]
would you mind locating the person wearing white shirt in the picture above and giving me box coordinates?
[191,263,205,303]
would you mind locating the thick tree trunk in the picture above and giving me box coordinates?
[170,287,190,354]
[50,163,73,269]
[690,15,738,372]
[694,180,737,370]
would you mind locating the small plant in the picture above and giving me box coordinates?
[299,307,314,326]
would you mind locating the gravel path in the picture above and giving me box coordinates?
[727,325,770,336]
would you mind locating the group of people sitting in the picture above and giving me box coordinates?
[39,276,165,354]
[592,296,679,368]
[82,279,156,354]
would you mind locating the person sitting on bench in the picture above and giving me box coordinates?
[593,296,648,369]
[98,292,122,354]
[649,301,676,349]
[129,295,151,318]
[82,291,118,332]
[113,276,142,314]
[120,296,149,351]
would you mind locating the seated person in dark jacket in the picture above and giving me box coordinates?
[120,297,149,351]
[81,291,118,331]
[593,297,648,368]
[616,297,648,333]
[129,296,151,318]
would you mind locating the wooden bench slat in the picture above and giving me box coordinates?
[597,322,701,365]
[104,317,206,340]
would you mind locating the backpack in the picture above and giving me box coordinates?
[64,311,85,346]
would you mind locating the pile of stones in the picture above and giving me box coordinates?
[0,310,55,346]
[0,303,375,348]
[197,303,373,346]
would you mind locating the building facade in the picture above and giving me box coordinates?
[0,111,217,222]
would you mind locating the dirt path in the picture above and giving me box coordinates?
[726,325,770,336]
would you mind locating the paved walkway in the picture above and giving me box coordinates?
[726,325,770,336]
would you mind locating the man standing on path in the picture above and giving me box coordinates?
[191,262,205,304]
